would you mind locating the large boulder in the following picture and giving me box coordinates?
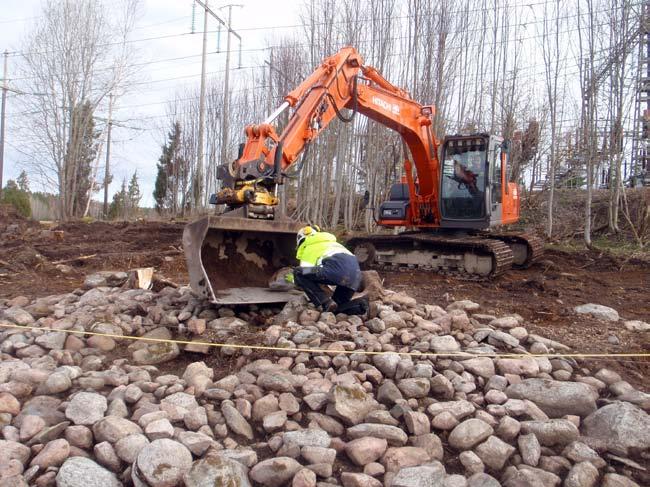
[390,463,446,487]
[132,342,180,365]
[249,457,302,487]
[505,379,597,417]
[474,436,515,471]
[520,419,579,446]
[283,430,331,448]
[183,454,251,487]
[93,417,142,443]
[56,457,121,487]
[448,419,493,450]
[345,437,388,466]
[83,271,128,289]
[0,440,31,466]
[582,402,650,453]
[65,392,108,426]
[133,439,193,487]
[347,424,408,446]
[574,303,619,322]
[327,384,379,425]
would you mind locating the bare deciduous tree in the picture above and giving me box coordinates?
[18,0,140,220]
[540,0,566,238]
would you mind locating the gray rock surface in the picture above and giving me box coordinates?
[390,463,446,487]
[448,419,494,450]
[249,457,302,487]
[183,454,251,487]
[328,384,379,425]
[505,379,597,417]
[520,419,579,446]
[582,402,650,452]
[65,392,107,426]
[134,439,193,487]
[56,457,121,487]
[574,303,619,321]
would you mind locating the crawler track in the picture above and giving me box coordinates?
[479,232,545,268]
[347,233,514,280]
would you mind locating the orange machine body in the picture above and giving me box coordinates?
[221,46,519,232]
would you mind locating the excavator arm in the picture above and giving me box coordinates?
[215,46,441,225]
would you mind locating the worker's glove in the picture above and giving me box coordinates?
[268,267,294,291]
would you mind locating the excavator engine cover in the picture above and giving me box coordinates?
[183,209,304,305]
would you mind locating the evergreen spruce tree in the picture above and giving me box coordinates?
[65,100,100,217]
[17,171,30,192]
[127,171,141,217]
[108,179,127,220]
[1,180,31,218]
[154,121,181,215]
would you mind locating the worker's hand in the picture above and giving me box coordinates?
[284,272,295,284]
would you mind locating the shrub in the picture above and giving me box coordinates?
[1,185,31,218]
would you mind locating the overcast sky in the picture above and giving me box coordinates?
[1,0,302,206]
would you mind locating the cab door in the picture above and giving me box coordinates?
[489,136,504,227]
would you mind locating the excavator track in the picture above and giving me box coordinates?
[347,233,514,280]
[477,232,545,269]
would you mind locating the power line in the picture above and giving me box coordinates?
[5,0,638,59]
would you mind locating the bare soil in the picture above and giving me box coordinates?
[1,210,648,389]
[0,210,187,298]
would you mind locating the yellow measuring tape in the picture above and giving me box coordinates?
[1,322,649,360]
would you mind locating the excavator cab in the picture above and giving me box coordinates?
[439,134,517,229]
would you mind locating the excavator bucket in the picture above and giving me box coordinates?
[182,210,304,305]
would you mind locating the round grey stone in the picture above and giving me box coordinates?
[55,457,120,487]
[134,439,193,487]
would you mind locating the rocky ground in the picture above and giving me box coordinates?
[1,269,649,487]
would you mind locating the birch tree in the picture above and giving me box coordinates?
[540,0,566,238]
[18,0,140,220]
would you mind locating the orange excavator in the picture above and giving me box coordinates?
[183,47,542,305]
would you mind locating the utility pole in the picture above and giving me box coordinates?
[196,1,209,209]
[103,93,113,218]
[266,47,273,115]
[0,51,8,200]
[220,4,242,170]
[193,0,242,205]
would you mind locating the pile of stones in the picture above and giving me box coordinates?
[0,271,648,487]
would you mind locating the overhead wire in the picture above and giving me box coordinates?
[4,0,639,60]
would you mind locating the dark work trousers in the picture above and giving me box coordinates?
[294,253,362,308]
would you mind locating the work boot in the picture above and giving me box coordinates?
[337,296,369,317]
[320,299,338,313]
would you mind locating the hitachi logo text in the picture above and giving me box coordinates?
[372,96,400,115]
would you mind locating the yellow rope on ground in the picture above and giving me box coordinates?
[1,322,648,360]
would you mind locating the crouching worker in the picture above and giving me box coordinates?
[287,225,367,315]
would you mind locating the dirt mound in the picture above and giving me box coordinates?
[0,203,39,236]
[0,220,186,299]
[0,203,24,221]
